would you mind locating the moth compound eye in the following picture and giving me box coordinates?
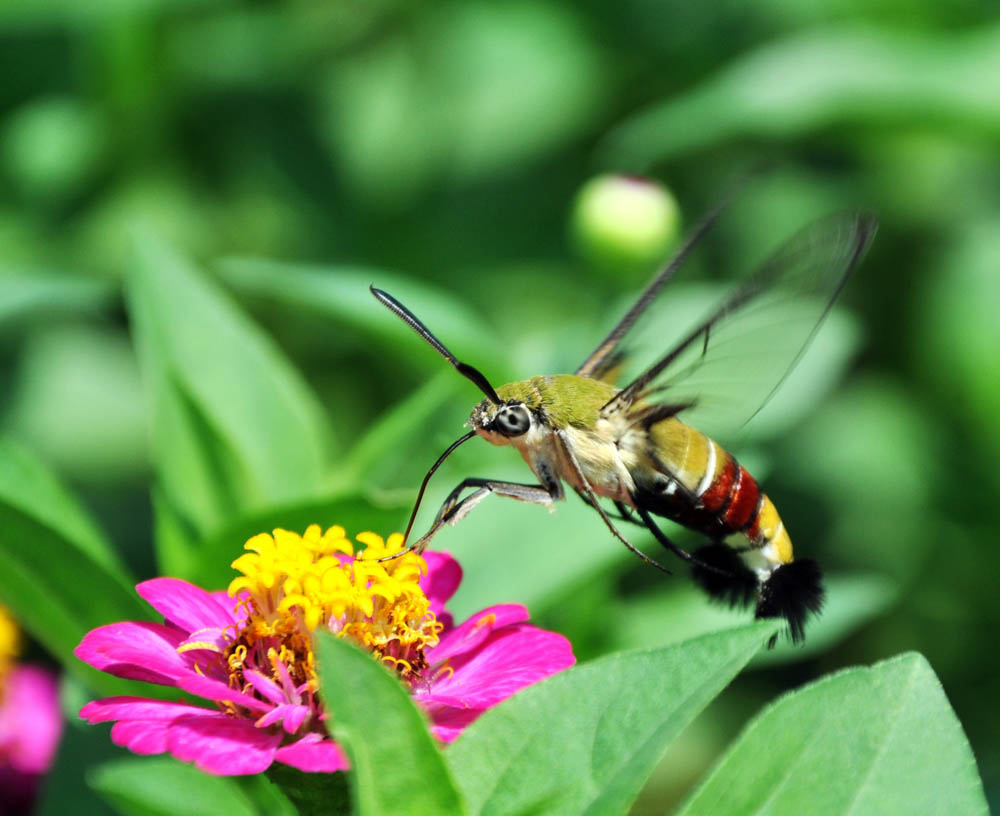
[495,405,531,437]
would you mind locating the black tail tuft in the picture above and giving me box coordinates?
[755,559,825,646]
[691,544,758,609]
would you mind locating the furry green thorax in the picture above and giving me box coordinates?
[480,375,619,429]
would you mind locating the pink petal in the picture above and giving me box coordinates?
[167,712,282,775]
[0,666,62,773]
[81,698,213,756]
[137,578,237,632]
[75,621,192,684]
[420,552,462,614]
[275,733,349,773]
[281,705,310,734]
[175,674,272,714]
[80,697,211,725]
[177,627,231,654]
[271,656,300,702]
[243,670,285,705]
[112,718,173,755]
[425,604,530,666]
[423,625,574,709]
[255,703,310,734]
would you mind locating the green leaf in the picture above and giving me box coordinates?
[265,764,349,816]
[603,26,1000,167]
[126,231,332,544]
[316,633,467,816]
[0,439,147,691]
[677,653,989,816]
[89,757,258,816]
[0,496,149,693]
[447,622,777,816]
[0,438,123,573]
[190,492,410,591]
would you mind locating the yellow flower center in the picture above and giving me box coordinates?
[225,525,442,695]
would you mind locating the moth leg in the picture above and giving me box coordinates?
[409,478,558,554]
[556,430,673,575]
[613,500,643,527]
[571,488,645,529]
[634,505,738,580]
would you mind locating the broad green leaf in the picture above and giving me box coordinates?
[89,757,258,816]
[190,493,410,591]
[0,438,123,573]
[604,25,1000,167]
[216,257,503,376]
[126,232,332,543]
[677,653,989,815]
[0,498,149,694]
[447,622,778,816]
[317,634,467,816]
[0,438,147,694]
[264,764,346,816]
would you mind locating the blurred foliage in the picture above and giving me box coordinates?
[1,0,998,812]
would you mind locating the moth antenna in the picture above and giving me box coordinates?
[371,286,502,404]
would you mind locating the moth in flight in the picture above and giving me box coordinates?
[372,201,876,643]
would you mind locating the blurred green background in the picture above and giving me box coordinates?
[1,0,998,813]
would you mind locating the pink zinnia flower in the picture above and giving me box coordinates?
[1,607,63,815]
[76,525,574,775]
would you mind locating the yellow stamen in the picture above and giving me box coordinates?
[220,525,441,705]
[0,605,21,695]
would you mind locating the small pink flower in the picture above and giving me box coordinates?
[76,526,574,775]
[1,604,63,814]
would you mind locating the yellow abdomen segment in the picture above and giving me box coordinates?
[649,417,793,567]
[753,495,793,565]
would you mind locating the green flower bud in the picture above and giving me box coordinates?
[571,174,681,278]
